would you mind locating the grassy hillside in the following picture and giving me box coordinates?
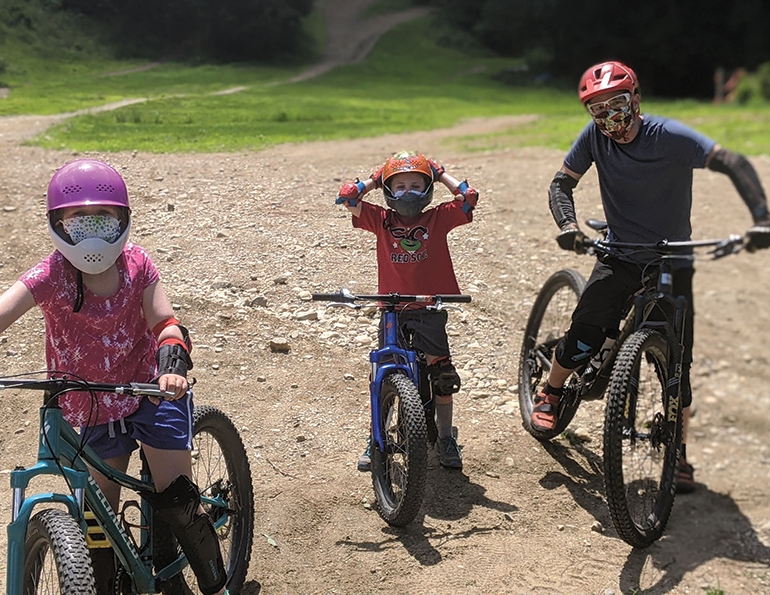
[2,5,770,155]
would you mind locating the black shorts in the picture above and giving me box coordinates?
[572,257,695,406]
[379,308,451,357]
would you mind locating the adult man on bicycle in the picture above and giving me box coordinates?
[532,60,770,492]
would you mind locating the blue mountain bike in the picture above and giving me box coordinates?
[312,290,470,526]
[1,374,254,595]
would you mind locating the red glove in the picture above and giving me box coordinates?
[336,181,365,205]
[370,166,384,189]
[427,158,445,181]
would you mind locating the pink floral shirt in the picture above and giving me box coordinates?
[20,243,159,427]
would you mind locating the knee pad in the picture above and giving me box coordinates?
[426,357,461,396]
[555,323,607,369]
[149,475,227,595]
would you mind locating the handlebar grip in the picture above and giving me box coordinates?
[435,294,472,303]
[130,383,164,391]
[312,293,351,301]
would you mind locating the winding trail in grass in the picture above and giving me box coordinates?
[0,0,433,142]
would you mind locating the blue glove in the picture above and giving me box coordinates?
[453,180,479,213]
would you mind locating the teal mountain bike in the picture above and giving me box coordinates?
[1,374,254,595]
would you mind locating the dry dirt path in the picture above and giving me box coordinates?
[0,113,769,595]
[0,2,769,593]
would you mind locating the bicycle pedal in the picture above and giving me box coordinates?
[84,510,111,549]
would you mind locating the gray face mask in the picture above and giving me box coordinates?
[387,189,431,218]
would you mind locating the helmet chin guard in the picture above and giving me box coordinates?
[385,190,433,218]
[48,219,131,274]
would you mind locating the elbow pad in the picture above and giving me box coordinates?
[708,148,769,221]
[549,171,579,229]
[157,340,193,377]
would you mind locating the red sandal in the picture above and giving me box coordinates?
[531,390,560,431]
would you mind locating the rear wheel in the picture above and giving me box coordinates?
[23,508,96,594]
[603,329,680,548]
[155,406,254,594]
[518,269,585,440]
[371,372,428,526]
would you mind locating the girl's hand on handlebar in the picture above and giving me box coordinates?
[153,373,188,404]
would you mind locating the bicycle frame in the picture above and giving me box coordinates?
[369,307,420,455]
[311,290,471,454]
[573,257,687,409]
[570,227,745,433]
[5,384,232,595]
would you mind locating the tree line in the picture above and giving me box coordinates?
[5,0,770,98]
[52,0,315,61]
[418,0,770,98]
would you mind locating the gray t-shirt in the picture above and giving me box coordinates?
[565,114,716,245]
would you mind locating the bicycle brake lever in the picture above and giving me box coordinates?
[711,235,744,259]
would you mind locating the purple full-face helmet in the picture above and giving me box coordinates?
[47,159,132,274]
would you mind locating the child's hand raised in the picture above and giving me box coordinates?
[336,181,365,206]
[453,180,479,213]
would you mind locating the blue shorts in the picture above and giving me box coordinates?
[81,393,194,460]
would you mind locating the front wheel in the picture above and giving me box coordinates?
[603,329,680,548]
[156,406,255,594]
[23,508,96,594]
[518,269,586,440]
[371,372,428,526]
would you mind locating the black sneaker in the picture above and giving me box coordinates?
[357,439,371,472]
[436,436,463,469]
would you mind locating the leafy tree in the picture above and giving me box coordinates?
[61,0,314,61]
[422,0,770,98]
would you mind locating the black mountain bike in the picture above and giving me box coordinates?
[518,220,745,547]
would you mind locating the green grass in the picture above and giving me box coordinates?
[3,12,770,155]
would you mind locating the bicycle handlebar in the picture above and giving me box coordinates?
[0,376,177,399]
[311,290,472,304]
[581,234,745,260]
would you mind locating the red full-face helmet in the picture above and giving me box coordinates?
[578,61,639,104]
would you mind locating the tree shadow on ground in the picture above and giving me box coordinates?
[538,437,614,530]
[336,450,518,567]
[619,484,770,594]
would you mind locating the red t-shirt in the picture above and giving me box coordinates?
[353,200,471,295]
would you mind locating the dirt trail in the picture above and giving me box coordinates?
[0,2,769,594]
[0,118,768,594]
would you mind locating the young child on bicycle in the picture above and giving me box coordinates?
[337,151,479,470]
[0,159,229,595]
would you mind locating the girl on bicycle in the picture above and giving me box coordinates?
[337,151,479,470]
[0,159,229,595]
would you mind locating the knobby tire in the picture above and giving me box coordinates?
[155,405,255,595]
[518,269,586,440]
[371,372,428,526]
[603,328,680,548]
[23,508,96,595]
